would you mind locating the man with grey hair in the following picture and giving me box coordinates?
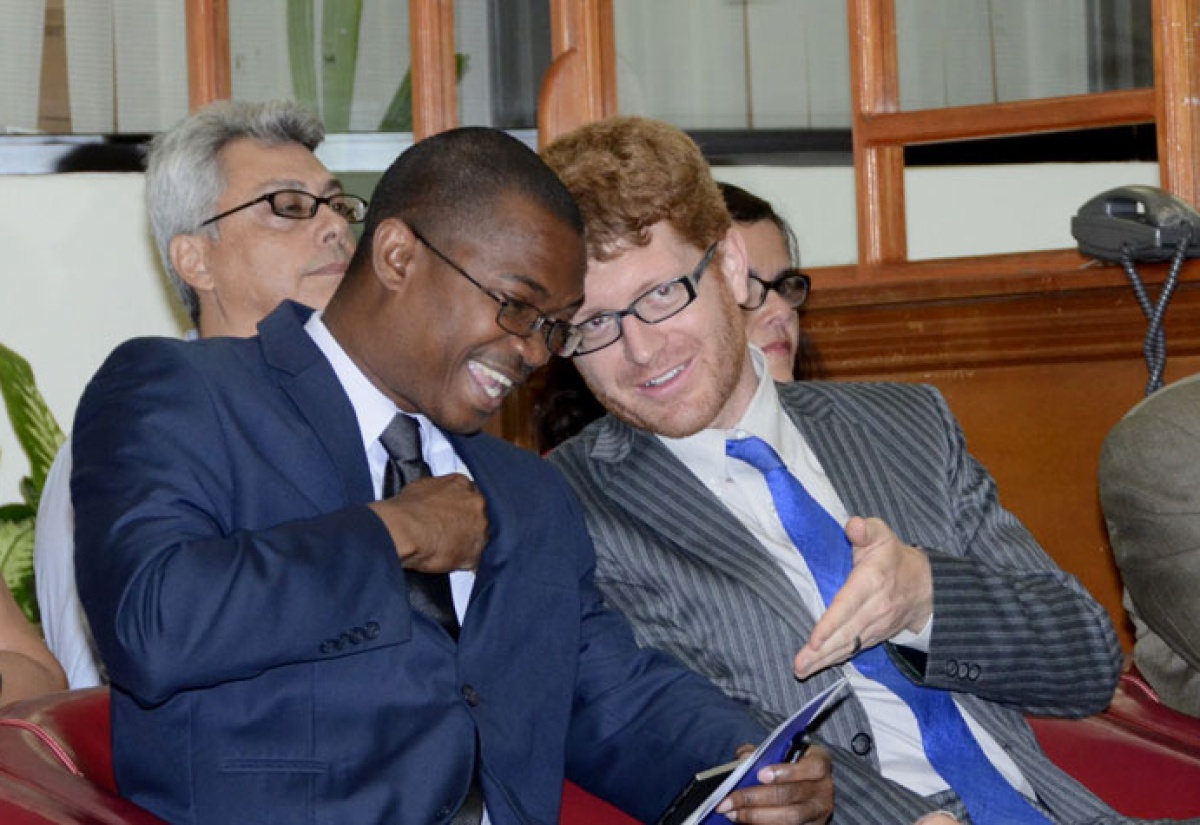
[35,99,364,687]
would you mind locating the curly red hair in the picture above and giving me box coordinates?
[542,116,730,261]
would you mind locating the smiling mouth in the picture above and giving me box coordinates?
[641,363,686,388]
[468,361,515,399]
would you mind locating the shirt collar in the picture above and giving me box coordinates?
[658,345,787,472]
[304,310,422,454]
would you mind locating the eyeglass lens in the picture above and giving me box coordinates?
[570,243,717,357]
[269,191,367,223]
[746,270,810,309]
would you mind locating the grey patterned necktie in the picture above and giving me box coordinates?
[379,413,483,824]
[379,413,459,640]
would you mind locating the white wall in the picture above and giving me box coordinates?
[715,161,1158,266]
[0,160,1160,503]
[0,173,183,505]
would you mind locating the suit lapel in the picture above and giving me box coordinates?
[778,382,917,539]
[590,419,818,635]
[258,302,374,508]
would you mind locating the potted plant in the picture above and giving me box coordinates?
[0,343,65,625]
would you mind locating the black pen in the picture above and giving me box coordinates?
[784,732,811,763]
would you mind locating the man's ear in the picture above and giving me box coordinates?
[718,228,751,306]
[169,234,214,292]
[372,218,416,291]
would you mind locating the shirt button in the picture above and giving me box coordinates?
[851,732,873,756]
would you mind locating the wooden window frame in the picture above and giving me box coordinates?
[824,0,1200,309]
[181,0,1199,442]
[184,0,460,141]
[533,1,1200,306]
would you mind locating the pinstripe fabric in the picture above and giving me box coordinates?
[551,379,1151,825]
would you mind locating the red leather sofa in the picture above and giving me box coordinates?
[0,668,1198,824]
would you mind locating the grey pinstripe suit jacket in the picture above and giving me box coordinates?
[551,380,1141,824]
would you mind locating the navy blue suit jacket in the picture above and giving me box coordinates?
[72,302,764,825]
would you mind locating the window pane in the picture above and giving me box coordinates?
[229,0,413,133]
[613,0,851,130]
[458,0,550,129]
[228,1,547,134]
[896,0,1152,111]
[0,0,188,135]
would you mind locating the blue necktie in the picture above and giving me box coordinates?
[727,435,1050,824]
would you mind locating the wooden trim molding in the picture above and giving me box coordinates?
[803,263,1200,376]
[848,0,905,266]
[1153,0,1200,208]
[185,0,231,109]
[858,89,1156,148]
[804,249,1199,309]
[538,0,616,146]
[410,0,458,139]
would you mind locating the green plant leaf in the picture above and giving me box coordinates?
[0,516,38,625]
[320,0,364,132]
[378,66,413,132]
[287,0,318,114]
[0,342,65,512]
[378,54,469,133]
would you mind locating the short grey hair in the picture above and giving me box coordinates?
[144,99,326,325]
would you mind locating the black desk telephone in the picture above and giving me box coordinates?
[1071,185,1200,395]
[1071,185,1200,263]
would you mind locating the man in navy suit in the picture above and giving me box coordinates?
[71,127,833,824]
[542,117,1129,824]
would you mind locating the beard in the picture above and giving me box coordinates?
[582,285,748,439]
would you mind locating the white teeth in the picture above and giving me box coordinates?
[644,365,684,387]
[470,362,513,399]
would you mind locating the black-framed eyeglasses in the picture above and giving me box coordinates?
[566,242,719,358]
[740,268,811,311]
[199,189,368,228]
[408,225,581,357]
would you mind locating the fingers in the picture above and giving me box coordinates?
[843,514,873,547]
[794,517,931,680]
[715,747,833,824]
[794,562,877,678]
[369,474,490,572]
[794,626,866,680]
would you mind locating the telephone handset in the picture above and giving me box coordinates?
[1071,185,1200,263]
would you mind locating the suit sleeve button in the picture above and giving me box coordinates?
[461,685,481,707]
[944,659,959,678]
[349,627,367,644]
[851,732,873,755]
[319,640,336,655]
[365,621,380,639]
[967,663,981,681]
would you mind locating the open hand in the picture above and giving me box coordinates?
[794,516,933,679]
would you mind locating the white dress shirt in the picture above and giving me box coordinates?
[307,312,486,823]
[35,445,101,688]
[658,347,1034,799]
[305,311,475,621]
